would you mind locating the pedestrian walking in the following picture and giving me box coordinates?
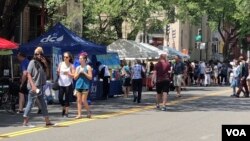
[232,56,249,98]
[151,54,170,111]
[57,52,75,117]
[204,63,212,86]
[17,52,29,114]
[230,60,240,96]
[74,52,92,119]
[23,47,55,127]
[121,61,131,98]
[131,59,145,103]
[173,55,185,97]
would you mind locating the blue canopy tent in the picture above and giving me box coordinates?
[18,23,106,55]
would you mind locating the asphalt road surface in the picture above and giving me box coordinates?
[1,86,249,141]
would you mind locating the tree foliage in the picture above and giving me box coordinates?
[81,0,170,45]
[175,0,250,59]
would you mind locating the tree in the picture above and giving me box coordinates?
[175,0,250,60]
[0,0,29,40]
[81,0,169,45]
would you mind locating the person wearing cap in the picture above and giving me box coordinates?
[173,55,185,98]
[23,47,55,127]
[151,54,171,111]
[74,52,92,119]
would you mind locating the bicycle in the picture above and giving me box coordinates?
[0,79,19,114]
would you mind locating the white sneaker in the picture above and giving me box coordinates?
[23,123,35,128]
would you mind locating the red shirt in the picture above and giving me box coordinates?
[154,60,170,82]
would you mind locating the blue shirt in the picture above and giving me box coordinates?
[20,58,29,72]
[75,65,90,90]
[173,61,185,75]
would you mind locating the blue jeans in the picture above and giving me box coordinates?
[23,86,49,117]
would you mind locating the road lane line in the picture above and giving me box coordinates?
[0,88,230,139]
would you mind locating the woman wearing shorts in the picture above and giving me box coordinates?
[74,52,92,119]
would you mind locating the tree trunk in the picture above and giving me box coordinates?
[112,17,123,39]
[223,41,229,61]
[0,0,29,39]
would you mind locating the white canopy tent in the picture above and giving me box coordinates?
[162,46,190,59]
[107,39,161,60]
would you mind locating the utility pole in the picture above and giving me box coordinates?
[200,17,203,61]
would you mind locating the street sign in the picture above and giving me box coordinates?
[200,42,206,49]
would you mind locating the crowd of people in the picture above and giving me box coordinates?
[14,46,250,127]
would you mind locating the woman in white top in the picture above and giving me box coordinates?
[213,63,219,85]
[57,52,75,117]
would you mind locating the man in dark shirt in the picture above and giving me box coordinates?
[151,54,171,111]
[173,55,185,98]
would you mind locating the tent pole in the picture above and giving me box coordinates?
[10,55,14,82]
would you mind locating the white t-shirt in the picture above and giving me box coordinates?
[58,62,73,86]
[132,64,144,79]
[99,65,110,77]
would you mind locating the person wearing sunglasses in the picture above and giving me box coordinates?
[23,47,55,127]
[57,52,75,117]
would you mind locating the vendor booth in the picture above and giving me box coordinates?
[17,23,107,102]
[18,22,106,56]
[108,40,165,91]
[89,52,122,100]
[0,37,19,112]
[0,37,19,81]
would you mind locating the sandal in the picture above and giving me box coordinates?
[75,116,82,119]
[87,111,92,118]
[46,123,56,127]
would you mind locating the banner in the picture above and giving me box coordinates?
[96,53,120,69]
[52,47,62,81]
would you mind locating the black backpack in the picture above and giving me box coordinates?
[99,67,105,79]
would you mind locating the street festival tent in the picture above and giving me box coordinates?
[18,22,106,55]
[139,42,167,56]
[162,46,190,59]
[0,37,19,81]
[107,39,161,60]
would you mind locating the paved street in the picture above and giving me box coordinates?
[0,86,250,141]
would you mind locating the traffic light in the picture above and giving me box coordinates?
[166,25,170,34]
[195,28,202,42]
